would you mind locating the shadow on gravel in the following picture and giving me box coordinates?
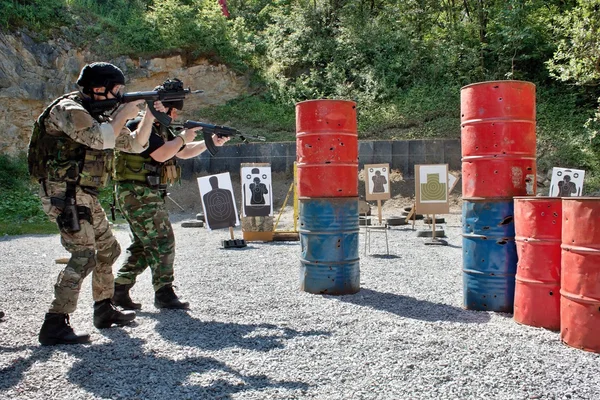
[0,345,55,391]
[335,288,491,324]
[0,332,312,399]
[68,330,311,399]
[145,310,330,352]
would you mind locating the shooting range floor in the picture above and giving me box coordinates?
[1,209,599,400]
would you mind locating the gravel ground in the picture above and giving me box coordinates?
[1,210,599,400]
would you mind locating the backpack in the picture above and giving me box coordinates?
[27,94,72,182]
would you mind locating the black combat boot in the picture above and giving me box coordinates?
[38,313,91,346]
[112,283,142,310]
[154,284,189,309]
[93,299,136,329]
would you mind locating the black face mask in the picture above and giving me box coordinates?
[82,85,121,118]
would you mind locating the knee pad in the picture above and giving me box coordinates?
[68,248,97,277]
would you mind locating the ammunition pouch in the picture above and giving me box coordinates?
[114,152,180,188]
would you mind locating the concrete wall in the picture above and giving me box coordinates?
[179,138,461,179]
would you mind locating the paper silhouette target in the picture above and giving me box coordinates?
[241,165,273,217]
[549,167,584,197]
[365,164,391,201]
[197,173,239,230]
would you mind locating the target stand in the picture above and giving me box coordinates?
[222,226,247,249]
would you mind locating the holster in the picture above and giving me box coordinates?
[51,183,92,233]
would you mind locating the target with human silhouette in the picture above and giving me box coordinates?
[241,165,273,217]
[197,173,240,230]
[549,167,585,197]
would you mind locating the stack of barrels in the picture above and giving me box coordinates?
[460,81,537,312]
[296,100,360,295]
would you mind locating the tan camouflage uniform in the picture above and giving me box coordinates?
[41,95,147,314]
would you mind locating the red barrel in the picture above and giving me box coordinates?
[561,198,600,353]
[296,100,358,197]
[513,197,562,330]
[461,81,537,198]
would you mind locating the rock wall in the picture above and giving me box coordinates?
[0,31,250,155]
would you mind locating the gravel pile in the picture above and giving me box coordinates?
[1,211,599,400]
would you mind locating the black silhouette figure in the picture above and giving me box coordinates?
[557,175,577,197]
[203,175,237,230]
[372,170,387,193]
[250,177,269,205]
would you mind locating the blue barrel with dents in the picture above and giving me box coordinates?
[462,198,517,312]
[299,197,360,295]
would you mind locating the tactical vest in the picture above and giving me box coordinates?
[28,93,113,189]
[113,124,181,187]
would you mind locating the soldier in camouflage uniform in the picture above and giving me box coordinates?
[112,80,229,310]
[29,62,168,345]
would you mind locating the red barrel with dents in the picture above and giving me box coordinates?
[461,81,537,198]
[513,197,562,330]
[296,100,358,198]
[561,198,600,353]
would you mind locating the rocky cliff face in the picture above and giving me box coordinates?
[0,30,249,155]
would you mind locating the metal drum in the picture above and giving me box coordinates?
[513,197,562,330]
[296,100,358,197]
[299,197,360,295]
[462,199,517,312]
[461,81,536,198]
[561,198,600,353]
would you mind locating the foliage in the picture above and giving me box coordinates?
[546,0,600,85]
[0,154,54,235]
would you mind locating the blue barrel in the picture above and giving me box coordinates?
[462,199,517,312]
[299,197,360,295]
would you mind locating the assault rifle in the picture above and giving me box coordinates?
[88,78,202,125]
[174,120,266,156]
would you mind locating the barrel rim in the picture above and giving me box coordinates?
[561,197,600,201]
[513,196,562,200]
[295,99,357,107]
[461,80,536,90]
[462,197,516,202]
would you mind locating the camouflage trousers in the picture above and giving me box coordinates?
[40,181,121,314]
[114,182,176,291]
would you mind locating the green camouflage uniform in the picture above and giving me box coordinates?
[113,123,180,291]
[39,94,147,314]
[114,182,176,290]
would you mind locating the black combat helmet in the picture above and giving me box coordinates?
[76,62,125,92]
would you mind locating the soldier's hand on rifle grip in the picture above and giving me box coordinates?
[213,134,230,147]
[151,100,168,114]
[182,126,201,144]
[116,100,145,120]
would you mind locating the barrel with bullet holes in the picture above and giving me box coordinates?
[513,197,562,330]
[296,100,360,295]
[462,199,517,312]
[296,100,358,198]
[461,81,537,198]
[561,198,600,353]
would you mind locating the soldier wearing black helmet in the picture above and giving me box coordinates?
[111,78,229,311]
[28,62,168,346]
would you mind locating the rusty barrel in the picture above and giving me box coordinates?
[513,197,562,330]
[461,81,537,198]
[296,100,358,197]
[561,198,600,353]
[462,199,517,312]
[299,197,360,295]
